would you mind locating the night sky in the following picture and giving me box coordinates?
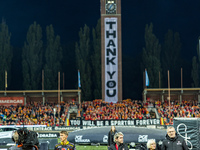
[0,0,200,60]
[1,0,200,60]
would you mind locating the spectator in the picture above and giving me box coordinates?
[108,126,118,148]
[147,139,157,150]
[161,126,188,150]
[108,132,129,150]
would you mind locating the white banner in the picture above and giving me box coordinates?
[105,18,118,103]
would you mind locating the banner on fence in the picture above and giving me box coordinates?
[70,119,160,126]
[0,97,24,106]
[28,119,161,131]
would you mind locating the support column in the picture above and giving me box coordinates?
[162,95,164,103]
[180,90,183,104]
[180,94,182,104]
[24,97,26,106]
[61,96,63,102]
[43,96,45,105]
[198,94,200,104]
[23,92,26,106]
[162,90,164,103]
[60,92,63,102]
[143,90,147,102]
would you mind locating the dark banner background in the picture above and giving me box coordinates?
[67,126,166,144]
[69,119,161,126]
[174,118,200,150]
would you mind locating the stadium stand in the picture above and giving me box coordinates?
[0,99,199,126]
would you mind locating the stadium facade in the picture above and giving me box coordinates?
[143,88,200,103]
[0,90,81,105]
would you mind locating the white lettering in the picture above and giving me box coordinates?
[75,135,90,143]
[105,121,109,126]
[105,18,118,103]
[153,119,156,125]
[157,119,160,125]
[0,99,23,103]
[97,121,103,126]
[147,119,150,125]
[136,120,139,125]
[143,120,146,125]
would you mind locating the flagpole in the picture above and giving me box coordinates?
[58,72,60,104]
[168,70,171,113]
[181,68,183,88]
[42,70,45,105]
[42,70,44,90]
[63,72,65,90]
[159,71,161,88]
[5,70,7,91]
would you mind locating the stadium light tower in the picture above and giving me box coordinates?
[100,0,122,103]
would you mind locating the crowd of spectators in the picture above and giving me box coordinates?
[81,99,199,125]
[157,99,199,125]
[82,99,148,120]
[0,102,72,126]
[0,99,199,126]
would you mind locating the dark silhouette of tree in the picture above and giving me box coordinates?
[44,25,62,90]
[161,30,182,88]
[22,22,43,90]
[91,19,101,99]
[75,25,92,101]
[191,40,200,87]
[141,23,161,88]
[0,20,12,90]
[191,56,199,87]
[62,42,77,89]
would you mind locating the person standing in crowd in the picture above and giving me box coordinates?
[108,126,118,149]
[161,126,188,150]
[147,139,157,150]
[54,130,76,150]
[109,132,129,150]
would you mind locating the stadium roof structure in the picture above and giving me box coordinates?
[0,89,81,105]
[143,88,200,102]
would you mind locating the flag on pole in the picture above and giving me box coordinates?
[145,70,149,86]
[78,70,81,88]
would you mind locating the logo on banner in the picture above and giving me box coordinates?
[38,133,58,138]
[0,97,24,106]
[104,17,118,103]
[103,135,108,143]
[138,135,148,142]
[75,135,90,143]
[177,123,193,150]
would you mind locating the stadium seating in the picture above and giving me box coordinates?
[0,99,198,126]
